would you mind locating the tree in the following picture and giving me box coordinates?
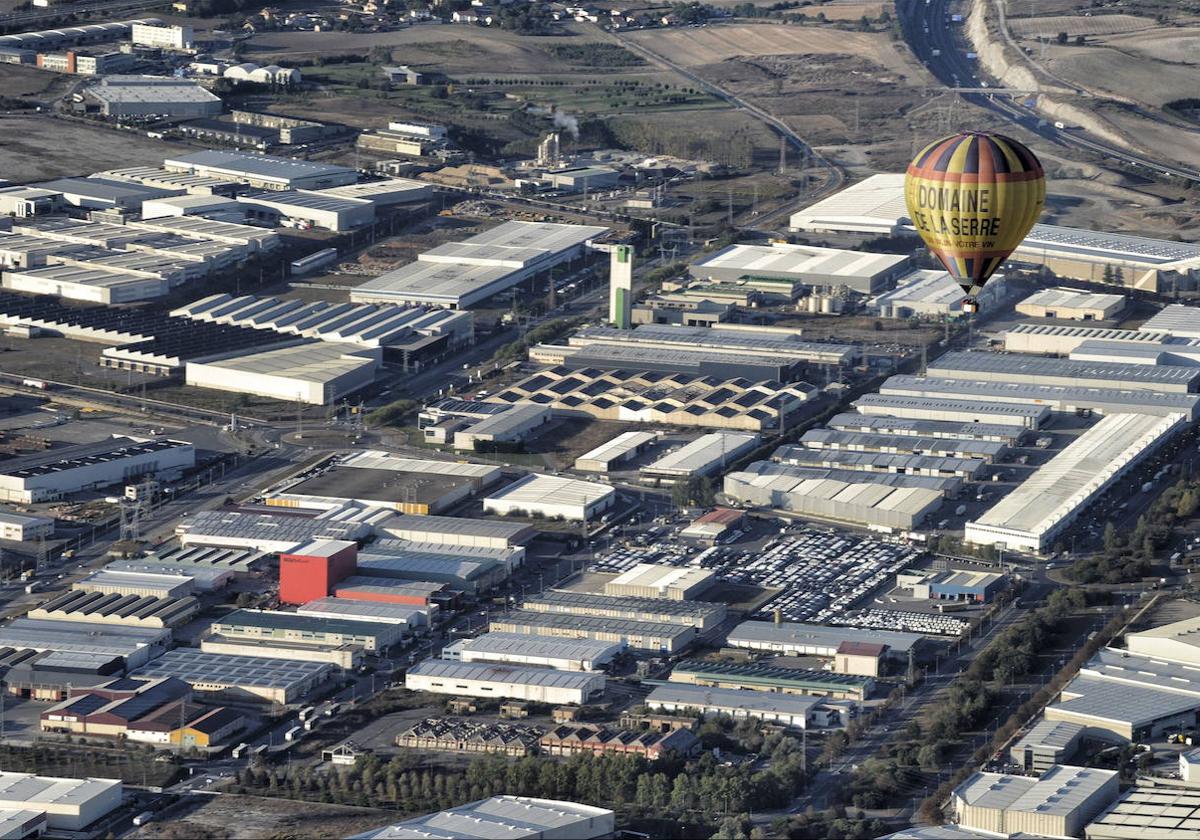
[1102,520,1119,553]
[1055,31,1069,44]
[1074,34,1086,46]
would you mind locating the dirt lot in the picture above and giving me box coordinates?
[0,114,176,181]
[134,794,395,840]
[625,23,919,78]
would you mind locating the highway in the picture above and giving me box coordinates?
[899,0,1200,183]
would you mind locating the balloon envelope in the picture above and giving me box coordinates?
[905,132,1045,294]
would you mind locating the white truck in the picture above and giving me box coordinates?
[284,726,303,742]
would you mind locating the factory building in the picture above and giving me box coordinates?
[316,178,434,207]
[853,394,1049,429]
[132,648,333,705]
[185,343,381,405]
[377,514,533,550]
[1085,782,1200,839]
[491,367,813,432]
[827,413,1024,445]
[332,577,447,608]
[141,195,244,222]
[639,433,758,486]
[40,676,191,738]
[201,637,361,669]
[489,611,697,655]
[788,174,1200,293]
[966,412,1186,553]
[174,295,473,366]
[1010,719,1085,774]
[405,660,605,705]
[880,375,1200,421]
[523,590,727,632]
[352,221,607,309]
[690,241,911,296]
[789,173,909,235]
[1010,225,1200,293]
[1042,648,1200,742]
[131,22,193,49]
[96,166,239,197]
[798,429,1005,462]
[724,461,946,531]
[574,431,658,473]
[279,539,358,605]
[268,451,503,514]
[0,647,126,701]
[539,723,700,760]
[208,609,404,653]
[926,351,1200,394]
[0,437,193,505]
[442,633,622,672]
[82,76,221,118]
[680,507,747,544]
[953,766,1119,839]
[0,510,53,542]
[349,797,615,840]
[0,773,122,832]
[73,570,194,599]
[237,190,375,232]
[1004,323,1175,357]
[484,474,616,522]
[164,150,357,191]
[356,541,511,595]
[561,323,857,369]
[908,570,1006,603]
[176,508,373,553]
[1143,304,1200,339]
[297,597,428,630]
[418,400,552,451]
[646,683,824,729]
[1126,615,1200,666]
[604,564,715,601]
[0,619,171,667]
[28,590,199,630]
[726,620,924,660]
[669,659,872,702]
[872,269,1009,318]
[1016,287,1126,322]
[774,445,985,479]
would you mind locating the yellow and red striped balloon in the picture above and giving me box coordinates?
[905,132,1045,296]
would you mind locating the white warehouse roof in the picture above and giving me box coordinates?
[692,242,908,282]
[406,659,601,690]
[348,796,615,840]
[448,632,622,662]
[1143,304,1200,339]
[641,432,758,477]
[954,765,1117,817]
[1018,286,1125,313]
[484,474,615,510]
[966,412,1186,551]
[790,173,908,234]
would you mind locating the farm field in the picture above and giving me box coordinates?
[1007,13,1159,37]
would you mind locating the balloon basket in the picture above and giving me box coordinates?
[962,298,979,315]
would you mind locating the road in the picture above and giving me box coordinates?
[899,0,1200,183]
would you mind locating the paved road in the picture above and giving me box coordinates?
[899,0,1200,182]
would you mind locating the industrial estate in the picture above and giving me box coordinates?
[0,1,1195,839]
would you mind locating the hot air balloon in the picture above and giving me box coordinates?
[905,132,1045,314]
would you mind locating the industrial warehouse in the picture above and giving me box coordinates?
[352,221,608,309]
[965,412,1187,552]
[488,367,814,431]
[403,660,606,705]
[689,241,912,295]
[132,649,333,705]
[442,633,623,672]
[788,174,1200,291]
[0,437,194,503]
[269,451,503,514]
[523,590,728,631]
[488,611,698,655]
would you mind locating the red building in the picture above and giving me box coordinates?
[331,575,445,607]
[279,539,358,605]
